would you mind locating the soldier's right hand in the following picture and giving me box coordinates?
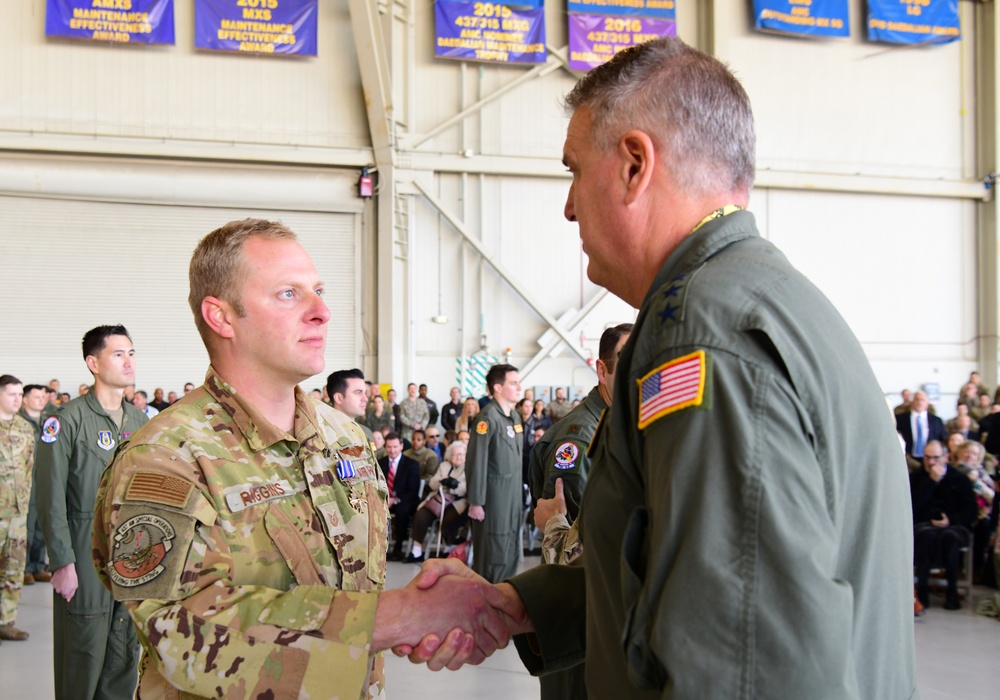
[51,563,79,602]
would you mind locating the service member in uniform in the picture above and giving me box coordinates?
[36,326,148,699]
[528,323,632,524]
[18,383,52,584]
[327,367,378,450]
[466,364,523,584]
[525,323,630,700]
[398,383,430,442]
[0,375,35,642]
[410,37,917,698]
[92,219,518,699]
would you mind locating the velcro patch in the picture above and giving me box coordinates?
[637,350,707,429]
[109,513,175,588]
[126,471,194,509]
[41,416,60,444]
[554,442,579,470]
[476,421,488,435]
[514,424,523,433]
[225,479,295,513]
[339,445,364,458]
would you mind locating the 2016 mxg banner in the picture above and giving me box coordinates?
[867,0,960,45]
[46,0,175,45]
[195,0,318,56]
[567,0,674,20]
[568,14,675,71]
[434,1,547,65]
[753,0,849,38]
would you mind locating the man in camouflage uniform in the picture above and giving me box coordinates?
[528,323,632,526]
[0,375,35,642]
[327,367,378,450]
[398,383,429,442]
[36,326,149,698]
[92,218,519,699]
[18,383,52,584]
[405,429,441,482]
[466,364,523,584]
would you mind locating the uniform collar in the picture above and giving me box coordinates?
[203,365,324,452]
[581,385,608,421]
[642,209,758,310]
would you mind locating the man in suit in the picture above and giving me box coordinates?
[379,432,420,561]
[896,390,946,470]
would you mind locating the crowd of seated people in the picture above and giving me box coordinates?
[897,371,1000,612]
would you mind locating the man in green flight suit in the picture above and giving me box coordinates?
[466,364,523,584]
[406,37,917,699]
[36,325,149,699]
[528,323,632,526]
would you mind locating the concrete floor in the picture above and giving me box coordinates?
[2,559,998,699]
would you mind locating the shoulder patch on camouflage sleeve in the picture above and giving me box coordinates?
[637,350,708,429]
[125,471,194,509]
[107,503,197,600]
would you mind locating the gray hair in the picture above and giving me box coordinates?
[564,37,755,197]
[444,441,467,463]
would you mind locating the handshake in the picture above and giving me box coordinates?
[372,559,533,671]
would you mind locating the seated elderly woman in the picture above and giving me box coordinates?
[405,441,469,563]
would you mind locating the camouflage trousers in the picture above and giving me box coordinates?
[0,513,28,625]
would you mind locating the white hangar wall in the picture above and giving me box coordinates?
[0,0,377,393]
[392,0,989,410]
[0,0,995,412]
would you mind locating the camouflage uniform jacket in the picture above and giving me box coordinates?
[92,368,390,700]
[0,414,35,518]
[404,447,440,482]
[397,398,429,440]
[540,514,582,566]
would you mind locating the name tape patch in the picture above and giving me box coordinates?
[637,350,706,429]
[225,479,295,513]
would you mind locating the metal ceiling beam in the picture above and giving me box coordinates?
[413,180,592,367]
[405,45,572,151]
[518,288,610,381]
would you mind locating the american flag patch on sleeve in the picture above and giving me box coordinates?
[637,350,706,429]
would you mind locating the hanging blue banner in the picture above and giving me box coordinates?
[753,0,850,38]
[568,14,675,71]
[45,0,175,45]
[194,0,318,56]
[867,0,959,45]
[568,0,674,20]
[434,1,547,65]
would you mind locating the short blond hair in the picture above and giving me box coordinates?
[188,218,297,344]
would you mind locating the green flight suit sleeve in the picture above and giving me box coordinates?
[508,563,587,676]
[35,410,78,570]
[466,413,491,508]
[540,437,589,523]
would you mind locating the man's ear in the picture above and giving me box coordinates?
[201,296,236,339]
[595,358,608,385]
[84,355,99,375]
[619,130,657,206]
